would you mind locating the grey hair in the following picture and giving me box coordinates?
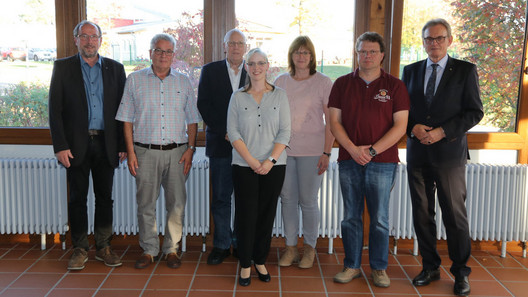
[73,20,102,38]
[224,28,246,44]
[422,18,452,38]
[150,33,177,50]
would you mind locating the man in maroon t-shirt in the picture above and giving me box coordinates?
[328,32,409,288]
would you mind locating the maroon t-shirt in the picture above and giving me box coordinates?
[328,69,410,163]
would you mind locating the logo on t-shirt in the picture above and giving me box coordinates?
[374,89,391,102]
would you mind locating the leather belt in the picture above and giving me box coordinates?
[88,130,104,136]
[134,142,187,150]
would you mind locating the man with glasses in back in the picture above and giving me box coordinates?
[49,20,127,270]
[328,32,409,288]
[402,19,483,296]
[116,33,201,269]
[197,28,247,265]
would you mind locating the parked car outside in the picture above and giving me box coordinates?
[28,48,56,61]
[1,47,27,61]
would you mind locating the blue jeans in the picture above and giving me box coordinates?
[210,156,236,249]
[339,160,397,270]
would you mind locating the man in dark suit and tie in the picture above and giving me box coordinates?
[49,20,127,270]
[402,18,483,296]
[197,28,247,265]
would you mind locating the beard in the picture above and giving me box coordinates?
[80,46,98,59]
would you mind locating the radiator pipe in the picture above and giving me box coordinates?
[40,234,46,250]
[328,238,334,254]
[501,241,507,258]
[393,238,398,255]
[202,236,207,252]
[60,234,66,250]
[413,239,419,256]
[522,241,526,258]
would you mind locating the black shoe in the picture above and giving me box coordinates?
[254,264,271,282]
[412,269,441,286]
[207,247,230,265]
[239,275,251,286]
[454,276,470,296]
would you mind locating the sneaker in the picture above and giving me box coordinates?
[278,246,300,267]
[95,246,122,267]
[68,247,88,270]
[298,245,315,269]
[333,267,361,283]
[372,269,390,287]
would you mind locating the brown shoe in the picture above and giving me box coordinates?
[166,252,181,269]
[68,247,88,270]
[95,246,122,267]
[135,254,154,269]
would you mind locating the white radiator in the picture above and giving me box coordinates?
[0,158,69,249]
[87,159,210,252]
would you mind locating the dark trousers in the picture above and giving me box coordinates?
[407,164,471,278]
[67,135,115,251]
[233,165,286,268]
[210,156,236,250]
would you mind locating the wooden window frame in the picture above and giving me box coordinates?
[1,0,528,164]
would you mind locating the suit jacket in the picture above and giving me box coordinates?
[197,59,247,157]
[402,56,483,167]
[48,54,127,168]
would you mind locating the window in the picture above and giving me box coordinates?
[236,0,354,82]
[400,0,526,132]
[0,0,56,128]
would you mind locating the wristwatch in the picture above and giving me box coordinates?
[323,152,331,157]
[369,146,377,157]
[268,156,277,164]
[188,145,196,152]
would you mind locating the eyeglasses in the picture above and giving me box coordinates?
[424,36,447,45]
[246,61,268,67]
[293,51,310,56]
[152,48,175,56]
[227,41,246,48]
[357,50,380,56]
[76,34,101,41]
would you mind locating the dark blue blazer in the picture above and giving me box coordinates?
[48,54,126,168]
[197,59,247,157]
[402,56,483,167]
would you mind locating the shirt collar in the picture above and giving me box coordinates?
[352,68,387,79]
[147,65,176,77]
[79,53,102,68]
[427,54,448,69]
[226,59,244,71]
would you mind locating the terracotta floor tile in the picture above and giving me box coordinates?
[369,279,416,295]
[9,273,63,289]
[235,277,280,291]
[47,288,96,297]
[79,261,114,274]
[474,255,503,268]
[235,291,281,297]
[195,261,238,275]
[280,276,326,293]
[279,265,322,277]
[0,250,28,260]
[101,274,149,289]
[281,293,328,297]
[413,279,454,295]
[142,289,188,297]
[469,266,496,281]
[394,254,421,266]
[27,260,68,273]
[0,288,49,297]
[146,275,193,290]
[487,267,528,282]
[316,252,341,265]
[111,261,158,274]
[93,289,142,297]
[468,279,513,296]
[324,275,371,294]
[56,274,107,289]
[501,281,528,297]
[153,262,198,275]
[0,273,19,289]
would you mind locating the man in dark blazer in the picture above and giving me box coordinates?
[197,28,247,265]
[48,20,126,271]
[402,18,483,296]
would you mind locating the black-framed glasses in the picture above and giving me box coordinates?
[152,48,175,56]
[76,34,101,41]
[424,36,447,45]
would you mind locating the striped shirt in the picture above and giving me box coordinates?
[116,66,202,145]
